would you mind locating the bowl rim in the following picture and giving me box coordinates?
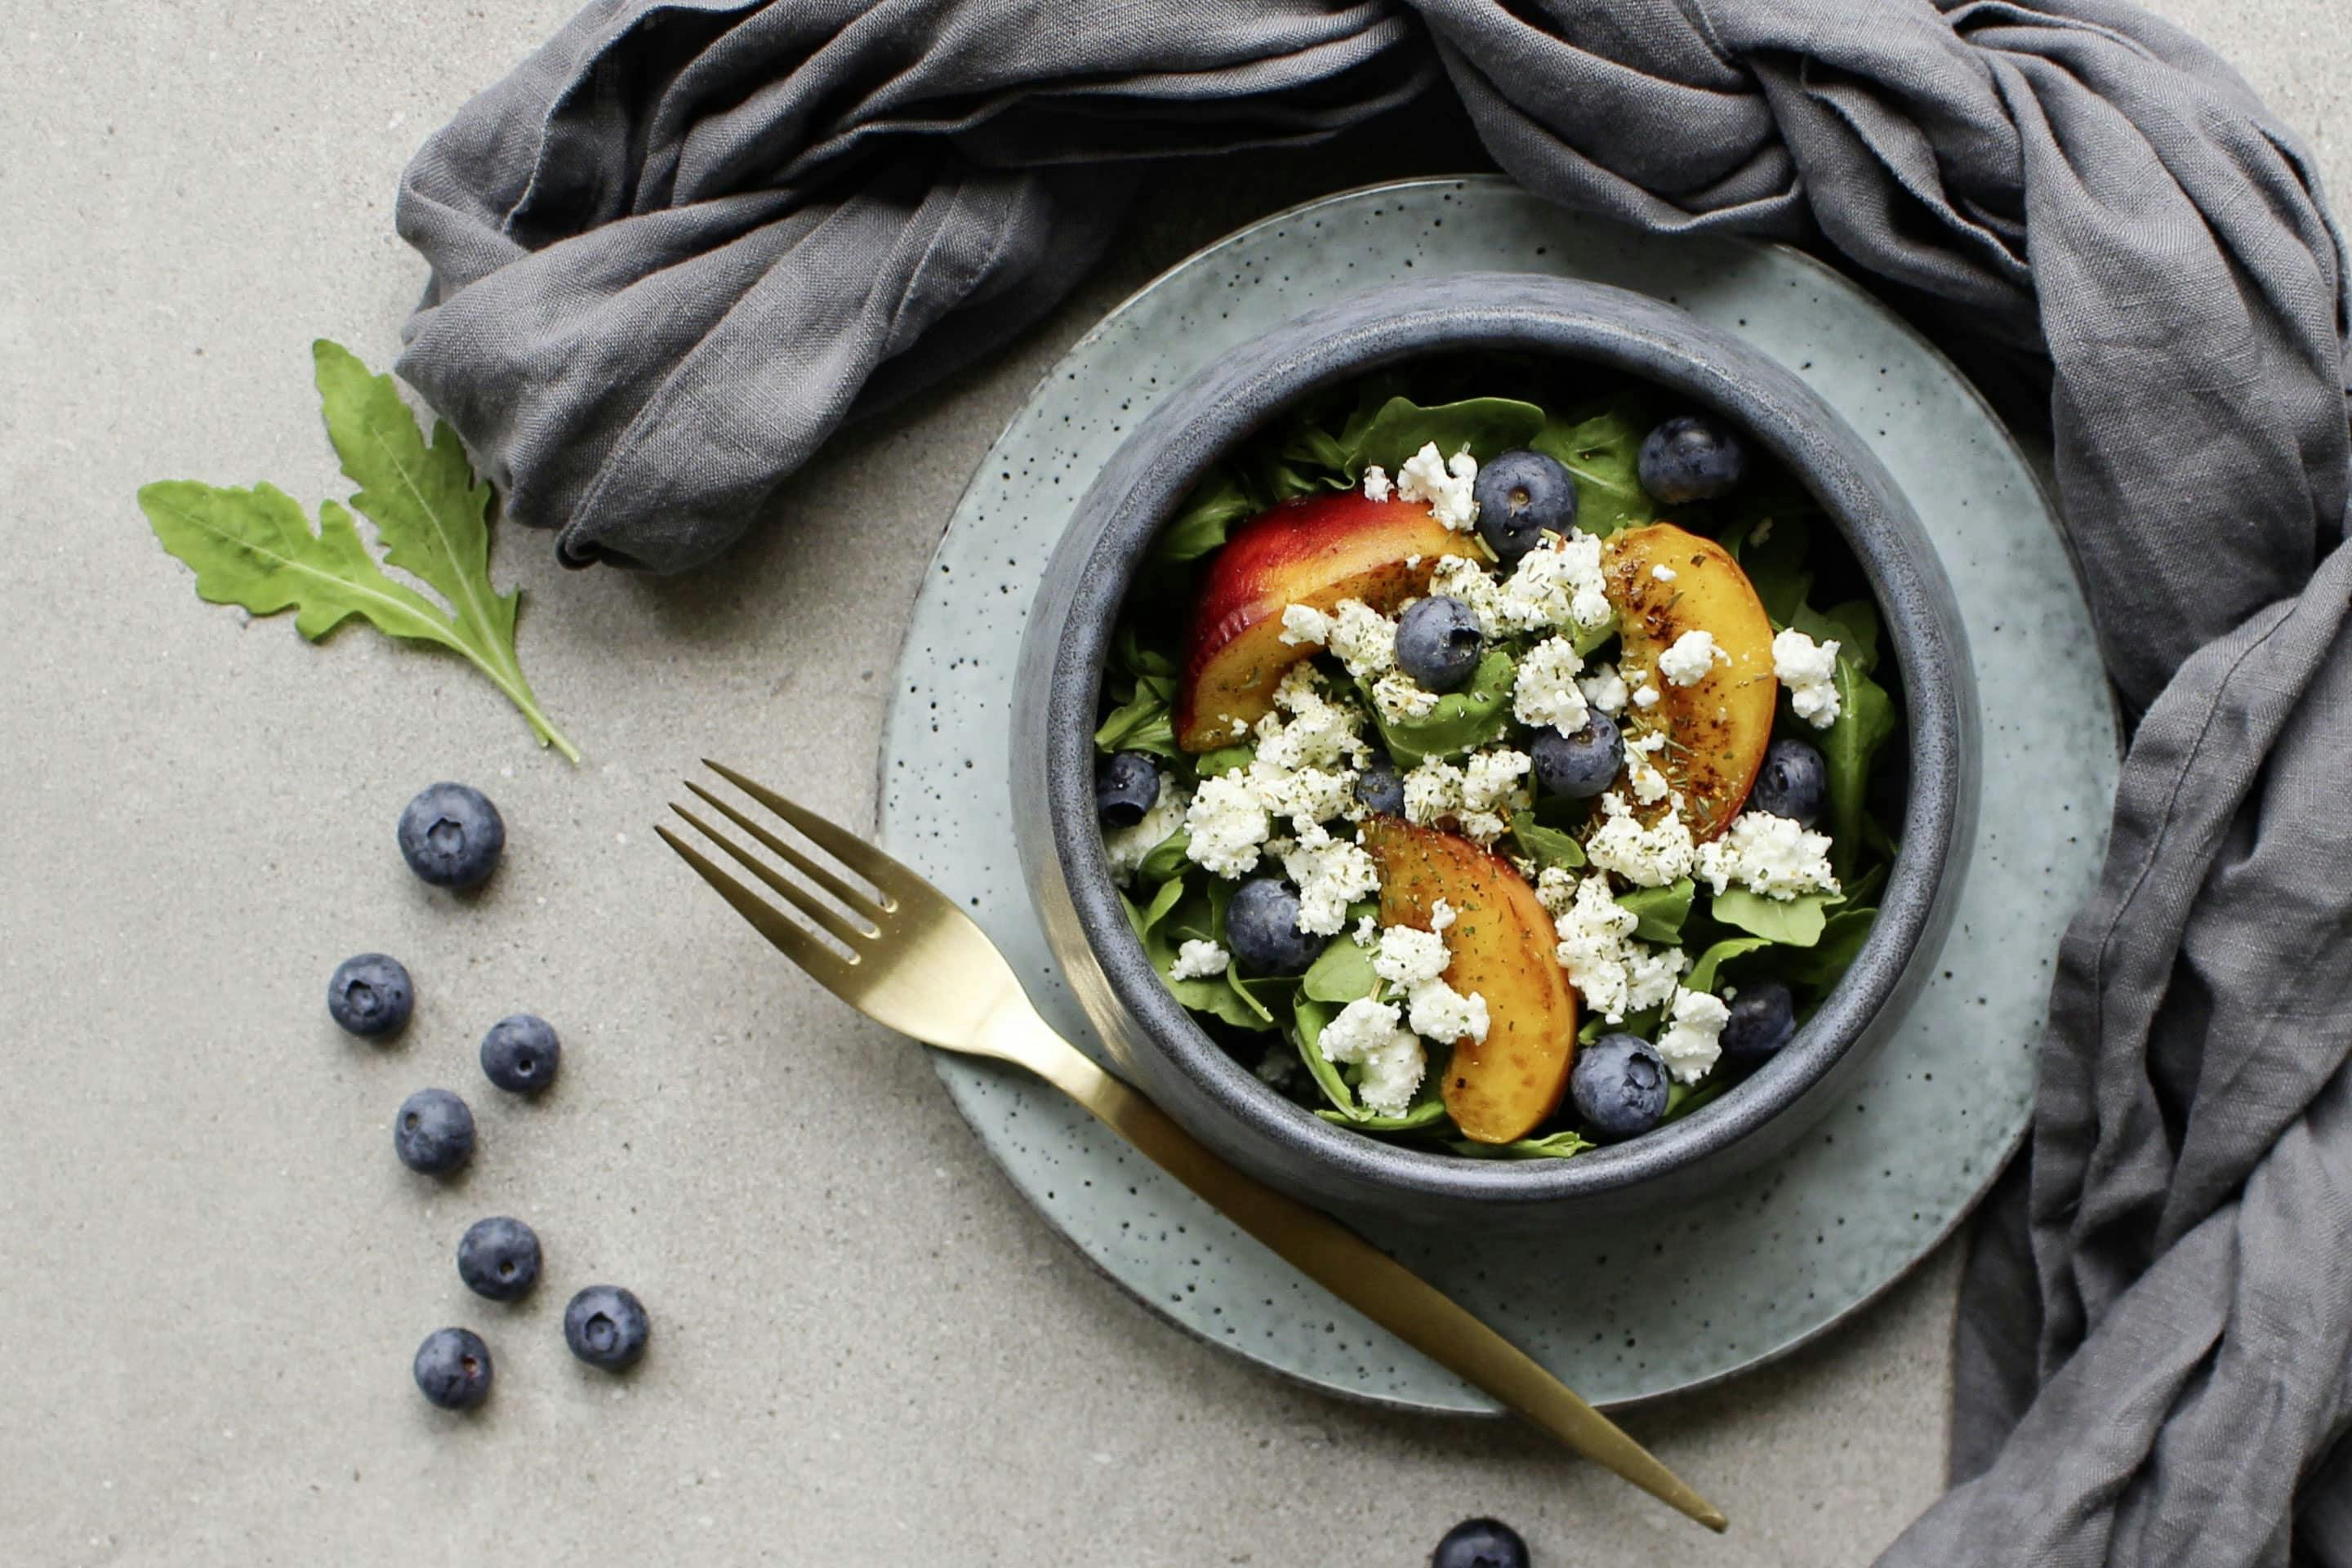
[1040,271,1969,1205]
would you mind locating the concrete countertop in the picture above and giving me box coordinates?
[3,2,2344,1563]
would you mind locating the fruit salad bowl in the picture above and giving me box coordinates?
[1009,273,1978,1228]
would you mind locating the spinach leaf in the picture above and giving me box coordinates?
[1723,511,1814,625]
[1318,1090,1451,1134]
[1112,624,1177,682]
[1302,935,1381,1004]
[1793,596,1882,675]
[1712,889,1836,947]
[1290,998,1362,1118]
[1580,1004,1663,1045]
[1510,817,1586,871]
[1341,396,1548,476]
[1664,1079,1729,1124]
[1135,831,1192,885]
[1685,936,1773,993]
[1618,878,1695,942]
[1446,1129,1596,1160]
[1529,399,1655,537]
[1192,743,1254,777]
[1134,876,1187,937]
[1152,470,1256,564]
[1782,908,1879,988]
[1821,655,1898,880]
[1366,648,1517,765]
[1094,671,1177,757]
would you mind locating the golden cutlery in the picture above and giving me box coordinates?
[658,760,1727,1533]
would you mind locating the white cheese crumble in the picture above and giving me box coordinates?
[1429,898,1457,933]
[1624,729,1672,805]
[1548,872,1685,1022]
[1278,604,1334,648]
[1371,920,1490,1047]
[1502,531,1613,634]
[1657,987,1732,1084]
[1651,564,1678,582]
[1656,629,1731,688]
[1352,911,1380,948]
[1578,662,1628,715]
[1325,599,1400,681]
[1280,822,1381,937]
[1461,748,1532,815]
[1631,683,1662,710]
[1397,442,1479,531]
[1316,997,1428,1115]
[1103,777,1191,885]
[1512,635,1589,732]
[1751,516,1775,545]
[1693,811,1841,900]
[1373,924,1450,989]
[1361,465,1393,504]
[1370,670,1440,723]
[1584,791,1696,886]
[1408,982,1490,1046]
[1170,940,1230,981]
[1401,757,1465,828]
[1183,772,1271,878]
[1772,627,1843,728]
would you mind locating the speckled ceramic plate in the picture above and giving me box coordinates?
[875,176,2118,1413]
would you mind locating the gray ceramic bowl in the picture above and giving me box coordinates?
[1010,273,1978,1228]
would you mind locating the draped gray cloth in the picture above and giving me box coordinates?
[395,2,2352,1561]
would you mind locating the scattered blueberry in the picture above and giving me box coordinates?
[1356,758,1405,817]
[479,1014,561,1096]
[1394,595,1485,694]
[412,1326,492,1411]
[1472,449,1576,564]
[393,1088,476,1176]
[1570,1032,1670,1142]
[1638,414,1748,503]
[564,1285,651,1371]
[1223,877,1324,974]
[1530,711,1622,799]
[397,782,506,889]
[327,952,413,1039]
[1432,1517,1530,1568]
[1094,751,1160,829]
[457,1217,542,1303]
[1722,980,1799,1065]
[1748,737,1827,826]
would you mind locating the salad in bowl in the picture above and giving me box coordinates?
[1089,361,1900,1159]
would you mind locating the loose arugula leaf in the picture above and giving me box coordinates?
[1342,395,1548,476]
[1446,1129,1596,1160]
[1529,399,1655,537]
[1664,1079,1730,1124]
[1713,889,1836,947]
[1192,743,1255,777]
[1723,511,1814,625]
[1792,596,1882,675]
[1302,935,1381,1004]
[1143,902,1277,1032]
[1321,1098,1451,1133]
[1782,908,1879,988]
[1093,672,1178,757]
[1510,817,1586,871]
[1685,936,1773,993]
[1290,998,1362,1118]
[1366,648,1517,765]
[1152,470,1256,564]
[1580,1004,1663,1045]
[1618,878,1695,943]
[1112,625,1177,682]
[1136,831,1192,886]
[1842,859,1890,908]
[1821,656,1898,880]
[140,341,579,760]
[1138,875,1187,934]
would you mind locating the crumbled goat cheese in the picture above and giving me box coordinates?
[1104,777,1191,884]
[1352,911,1380,947]
[1656,629,1731,687]
[1535,865,1579,918]
[1371,921,1490,1045]
[1461,748,1532,815]
[1772,627,1842,728]
[1428,554,1509,639]
[1370,670,1440,723]
[1255,1044,1300,1086]
[1184,773,1271,878]
[1402,757,1466,827]
[1694,811,1842,900]
[1584,791,1696,886]
[1361,465,1393,503]
[1429,898,1456,933]
[1408,982,1490,1045]
[1549,873,1685,1022]
[1316,998,1427,1116]
[1656,987,1732,1084]
[1512,635,1589,731]
[1501,531,1613,634]
[1397,442,1480,531]
[1631,683,1662,710]
[1454,811,1509,846]
[1578,662,1628,715]
[1239,664,1370,830]
[1651,564,1677,583]
[1281,823,1382,937]
[1624,729,1672,805]
[1751,516,1775,545]
[1374,925,1450,989]
[1170,940,1230,981]
[1325,599,1400,680]
[1279,604,1334,648]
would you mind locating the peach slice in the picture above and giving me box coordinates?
[1174,492,1474,751]
[1603,523,1778,840]
[1361,817,1578,1144]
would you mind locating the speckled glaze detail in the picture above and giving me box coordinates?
[875,177,2118,1410]
[1013,274,1977,1225]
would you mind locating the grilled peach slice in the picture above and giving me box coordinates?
[1174,492,1473,751]
[1603,523,1777,840]
[1361,817,1577,1143]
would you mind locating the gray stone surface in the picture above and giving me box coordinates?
[0,3,2341,1564]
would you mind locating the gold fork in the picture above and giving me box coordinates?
[658,760,1727,1533]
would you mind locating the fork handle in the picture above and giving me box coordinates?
[1032,1044,1726,1532]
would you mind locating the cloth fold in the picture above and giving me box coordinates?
[398,2,2352,1561]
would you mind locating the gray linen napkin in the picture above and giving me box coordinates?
[397,3,2352,1561]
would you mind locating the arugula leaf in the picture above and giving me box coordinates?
[1713,889,1836,947]
[1509,817,1586,872]
[139,341,578,760]
[1143,900,1278,1032]
[1724,511,1814,625]
[1321,1098,1451,1133]
[1302,935,1381,1004]
[1138,875,1187,933]
[1685,936,1772,993]
[1366,648,1517,765]
[1094,672,1177,757]
[1136,831,1192,886]
[1192,743,1254,777]
[1821,656,1898,880]
[1792,596,1882,675]
[1290,998,1362,1118]
[1618,878,1695,942]
[1342,395,1548,476]
[1529,399,1655,537]
[1446,1129,1596,1160]
[1152,470,1256,564]
[1112,625,1177,682]
[1580,1003,1663,1045]
[1782,908,1879,988]
[1664,1079,1729,1124]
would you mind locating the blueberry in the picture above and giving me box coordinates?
[1638,414,1749,503]
[479,1014,560,1096]
[397,782,506,889]
[1432,1517,1530,1568]
[393,1088,475,1176]
[1472,449,1576,564]
[1722,980,1798,1065]
[327,952,413,1038]
[1570,1032,1670,1142]
[1396,595,1486,694]
[564,1285,651,1371]
[1095,750,1160,828]
[1223,877,1323,974]
[1356,759,1405,817]
[1748,737,1827,827]
[457,1216,542,1303]
[412,1327,492,1411]
[1530,711,1622,799]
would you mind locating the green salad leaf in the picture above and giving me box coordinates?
[1322,1099,1453,1133]
[1446,1129,1596,1160]
[1367,648,1517,765]
[1685,936,1773,993]
[1135,831,1192,885]
[1712,889,1838,947]
[1664,1079,1729,1124]
[1529,399,1655,537]
[1781,908,1879,988]
[1618,878,1695,942]
[1341,395,1548,475]
[1290,998,1362,1117]
[1793,596,1882,675]
[1094,670,1178,757]
[1152,470,1255,564]
[1192,743,1254,777]
[1821,655,1899,880]
[1724,511,1814,625]
[1510,817,1586,872]
[1302,935,1381,1004]
[140,341,578,760]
